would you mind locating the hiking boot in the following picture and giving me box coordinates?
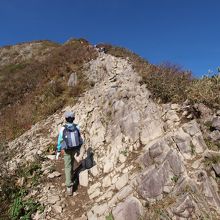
[66,186,72,196]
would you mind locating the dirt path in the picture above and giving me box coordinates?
[48,158,91,219]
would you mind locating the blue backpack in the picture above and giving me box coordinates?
[61,124,82,149]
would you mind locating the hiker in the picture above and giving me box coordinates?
[56,111,84,196]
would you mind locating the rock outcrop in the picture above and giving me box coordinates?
[3,52,220,220]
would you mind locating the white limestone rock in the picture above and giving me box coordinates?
[112,196,144,220]
[48,171,61,179]
[115,173,129,190]
[88,182,101,195]
[103,160,114,174]
[102,175,112,188]
[79,170,89,187]
[90,165,99,177]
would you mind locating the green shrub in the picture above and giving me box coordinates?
[171,175,179,183]
[0,162,43,219]
[191,143,196,155]
[106,213,114,220]
[17,162,42,187]
[9,189,43,220]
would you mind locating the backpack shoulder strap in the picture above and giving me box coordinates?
[64,124,68,129]
[62,125,69,138]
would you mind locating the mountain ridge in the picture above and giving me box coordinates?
[0,39,220,220]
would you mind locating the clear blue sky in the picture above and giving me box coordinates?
[0,0,219,77]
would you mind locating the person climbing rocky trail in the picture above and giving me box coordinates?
[2,49,220,220]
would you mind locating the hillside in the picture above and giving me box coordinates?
[0,39,97,141]
[1,40,220,220]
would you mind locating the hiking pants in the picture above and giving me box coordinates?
[64,148,80,187]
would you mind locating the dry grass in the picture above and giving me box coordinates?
[103,44,220,108]
[0,38,98,216]
[0,38,97,141]
[103,44,192,102]
[187,75,220,108]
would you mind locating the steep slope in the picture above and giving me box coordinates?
[2,51,220,220]
[0,39,97,141]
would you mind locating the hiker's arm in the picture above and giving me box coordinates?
[57,127,64,152]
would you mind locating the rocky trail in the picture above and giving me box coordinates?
[4,52,220,219]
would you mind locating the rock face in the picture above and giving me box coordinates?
[79,170,89,187]
[212,117,220,131]
[112,197,144,220]
[4,52,220,220]
[67,72,78,87]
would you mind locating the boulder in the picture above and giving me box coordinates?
[182,120,201,136]
[191,134,207,154]
[112,197,144,220]
[212,164,220,177]
[165,110,180,122]
[89,188,101,200]
[172,128,192,159]
[52,204,62,213]
[91,203,108,217]
[102,175,112,188]
[137,147,184,200]
[140,120,164,145]
[116,185,133,201]
[115,173,129,190]
[212,117,220,131]
[194,170,220,208]
[171,195,197,218]
[209,130,220,141]
[148,140,170,164]
[90,165,99,177]
[120,111,140,141]
[103,160,114,174]
[68,72,77,87]
[137,162,169,199]
[48,171,61,179]
[88,182,101,195]
[79,170,89,187]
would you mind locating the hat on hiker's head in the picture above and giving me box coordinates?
[64,111,75,119]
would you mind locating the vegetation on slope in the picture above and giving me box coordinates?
[0,155,44,219]
[0,39,97,141]
[1,40,219,142]
[0,38,97,218]
[0,40,219,219]
[99,44,220,108]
